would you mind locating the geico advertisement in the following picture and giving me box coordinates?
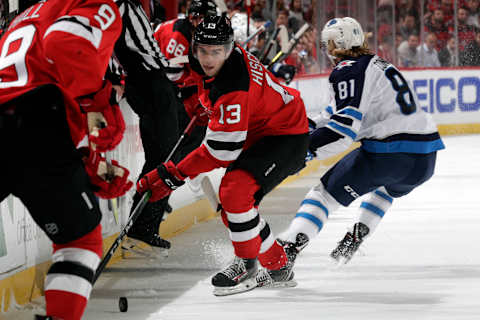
[404,69,480,124]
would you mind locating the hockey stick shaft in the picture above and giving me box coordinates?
[200,176,221,212]
[259,27,280,63]
[241,20,272,48]
[97,122,119,224]
[93,115,198,284]
[268,23,310,68]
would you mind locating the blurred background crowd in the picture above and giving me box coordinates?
[2,0,480,76]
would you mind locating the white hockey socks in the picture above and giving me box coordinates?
[357,187,394,236]
[280,182,340,243]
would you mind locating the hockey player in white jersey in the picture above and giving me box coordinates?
[266,17,445,274]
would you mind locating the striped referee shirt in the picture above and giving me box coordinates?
[113,0,168,75]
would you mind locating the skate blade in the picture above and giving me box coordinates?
[122,239,169,259]
[329,255,350,267]
[213,278,257,296]
[257,279,298,289]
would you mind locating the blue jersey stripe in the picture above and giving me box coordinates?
[295,212,324,231]
[361,139,445,154]
[339,108,363,120]
[327,121,357,140]
[301,199,329,217]
[375,190,394,203]
[360,202,385,217]
[326,106,334,115]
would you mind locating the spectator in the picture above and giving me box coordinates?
[276,9,290,31]
[417,33,441,67]
[438,36,458,66]
[277,0,287,11]
[395,33,405,49]
[450,7,477,51]
[252,0,267,20]
[424,8,450,50]
[466,0,480,27]
[288,0,305,33]
[399,12,419,40]
[398,34,420,67]
[460,28,480,65]
[427,0,454,24]
[397,0,420,21]
[378,35,395,64]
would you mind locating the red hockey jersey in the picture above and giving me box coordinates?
[153,17,202,115]
[177,45,309,178]
[153,18,191,83]
[0,0,121,145]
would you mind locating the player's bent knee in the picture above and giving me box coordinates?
[219,170,260,213]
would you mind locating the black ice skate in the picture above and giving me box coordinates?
[330,222,369,264]
[255,234,308,288]
[125,199,172,255]
[34,315,61,320]
[212,257,258,296]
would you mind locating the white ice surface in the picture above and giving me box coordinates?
[5,135,480,320]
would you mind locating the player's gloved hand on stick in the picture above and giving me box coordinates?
[185,103,209,126]
[137,161,186,202]
[271,63,296,84]
[77,81,126,152]
[82,149,133,199]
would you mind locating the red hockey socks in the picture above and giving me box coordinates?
[45,224,102,320]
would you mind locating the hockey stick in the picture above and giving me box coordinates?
[258,27,281,63]
[200,176,222,212]
[259,25,288,64]
[93,115,198,284]
[241,20,272,48]
[104,151,120,225]
[97,122,120,224]
[268,23,310,68]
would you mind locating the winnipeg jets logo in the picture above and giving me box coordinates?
[335,60,356,70]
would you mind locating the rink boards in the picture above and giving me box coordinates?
[0,67,479,313]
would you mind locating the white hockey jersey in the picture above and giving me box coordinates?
[310,54,445,159]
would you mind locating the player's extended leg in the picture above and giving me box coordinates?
[280,148,392,263]
[227,133,309,289]
[212,169,263,296]
[328,149,438,264]
[330,187,393,263]
[279,182,341,248]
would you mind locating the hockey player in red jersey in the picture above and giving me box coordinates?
[152,0,216,193]
[137,15,310,295]
[153,0,215,130]
[0,1,131,319]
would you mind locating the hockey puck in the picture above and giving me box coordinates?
[118,297,128,312]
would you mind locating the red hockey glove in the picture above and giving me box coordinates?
[137,161,186,202]
[83,149,133,199]
[77,81,126,152]
[184,101,209,127]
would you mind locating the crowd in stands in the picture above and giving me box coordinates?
[376,0,480,68]
[3,0,480,73]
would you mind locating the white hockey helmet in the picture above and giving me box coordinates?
[321,17,365,51]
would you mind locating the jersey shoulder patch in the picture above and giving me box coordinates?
[334,60,356,70]
[329,54,374,84]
